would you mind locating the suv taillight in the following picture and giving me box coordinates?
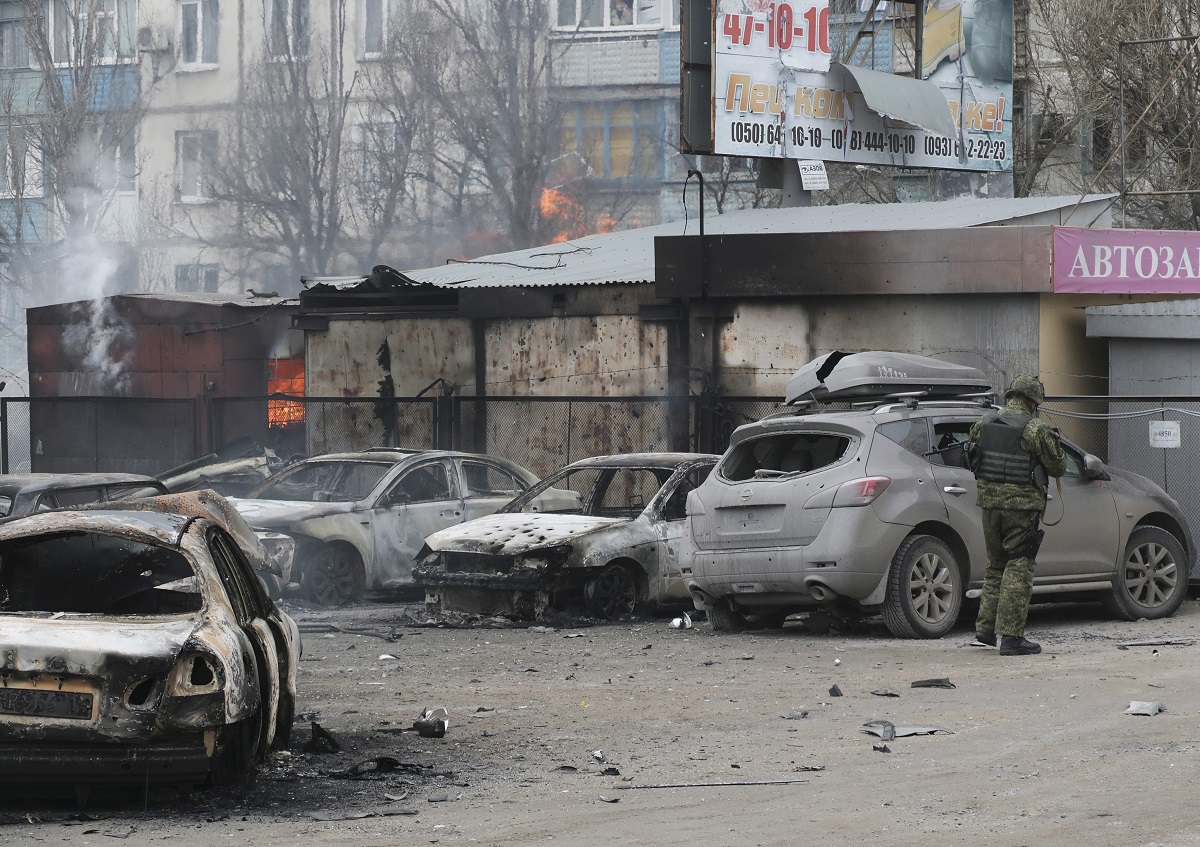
[832,476,891,507]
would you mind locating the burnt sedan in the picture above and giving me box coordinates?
[414,453,718,620]
[0,496,300,790]
[230,450,541,606]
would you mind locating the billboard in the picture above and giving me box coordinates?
[707,0,1013,173]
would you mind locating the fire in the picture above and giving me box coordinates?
[539,187,616,244]
[268,358,305,427]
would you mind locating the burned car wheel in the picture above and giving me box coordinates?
[1104,527,1189,621]
[584,563,643,619]
[303,544,365,607]
[213,712,263,785]
[707,599,748,633]
[882,535,963,639]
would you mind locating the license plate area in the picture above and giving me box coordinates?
[0,680,97,720]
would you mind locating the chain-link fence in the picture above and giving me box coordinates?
[1042,396,1200,549]
[7,391,1199,546]
[2,397,198,475]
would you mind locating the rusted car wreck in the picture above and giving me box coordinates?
[0,494,300,791]
[414,453,717,620]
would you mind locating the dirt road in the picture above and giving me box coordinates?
[7,597,1200,846]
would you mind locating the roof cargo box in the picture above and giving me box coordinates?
[785,351,993,405]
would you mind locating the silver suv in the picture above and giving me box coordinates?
[684,352,1195,638]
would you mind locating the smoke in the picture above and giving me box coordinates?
[55,230,137,396]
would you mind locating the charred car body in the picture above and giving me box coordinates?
[230,450,541,606]
[0,494,300,788]
[685,351,1194,637]
[0,476,294,600]
[415,453,718,620]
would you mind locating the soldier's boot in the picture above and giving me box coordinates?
[970,632,996,647]
[999,636,1041,656]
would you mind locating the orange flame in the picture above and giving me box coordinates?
[268,358,305,427]
[540,187,607,244]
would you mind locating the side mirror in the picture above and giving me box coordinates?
[1083,454,1110,480]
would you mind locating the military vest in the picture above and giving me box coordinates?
[975,413,1037,486]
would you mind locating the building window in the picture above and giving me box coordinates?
[180,0,219,65]
[268,0,307,57]
[0,128,43,199]
[175,263,219,292]
[51,0,136,63]
[354,121,406,185]
[362,0,388,55]
[560,101,665,180]
[176,129,217,201]
[0,1,29,68]
[557,0,667,28]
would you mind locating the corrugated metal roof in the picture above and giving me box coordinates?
[406,194,1116,289]
[115,291,298,308]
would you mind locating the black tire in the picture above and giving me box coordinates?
[882,535,963,639]
[303,545,365,607]
[273,689,295,750]
[256,571,282,601]
[584,563,643,619]
[747,609,791,629]
[707,599,748,633]
[212,713,262,786]
[1103,526,1189,621]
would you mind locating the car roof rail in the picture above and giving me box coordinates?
[871,394,995,414]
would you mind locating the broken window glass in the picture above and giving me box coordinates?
[721,432,852,482]
[0,531,201,615]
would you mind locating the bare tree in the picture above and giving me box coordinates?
[389,0,565,251]
[1025,0,1200,228]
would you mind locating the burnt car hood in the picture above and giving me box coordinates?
[229,498,356,529]
[0,615,201,675]
[424,512,627,555]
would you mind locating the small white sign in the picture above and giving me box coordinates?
[798,160,829,191]
[1150,420,1181,449]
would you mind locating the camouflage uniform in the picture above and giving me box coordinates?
[970,379,1066,639]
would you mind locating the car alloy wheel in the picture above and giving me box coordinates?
[304,545,364,607]
[1105,526,1189,621]
[883,534,963,639]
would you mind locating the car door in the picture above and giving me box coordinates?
[370,459,462,586]
[209,529,282,750]
[1036,441,1120,582]
[926,416,989,584]
[653,464,714,601]
[457,459,528,523]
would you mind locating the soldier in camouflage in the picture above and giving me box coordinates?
[969,375,1066,656]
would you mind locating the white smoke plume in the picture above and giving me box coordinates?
[56,231,136,396]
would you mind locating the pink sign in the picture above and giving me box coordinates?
[1053,227,1200,293]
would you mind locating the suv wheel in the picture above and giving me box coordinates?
[1103,526,1189,621]
[707,599,748,633]
[882,535,963,639]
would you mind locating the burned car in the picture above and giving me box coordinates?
[230,449,541,606]
[158,441,295,499]
[414,453,718,620]
[0,472,168,516]
[685,351,1194,637]
[0,494,300,790]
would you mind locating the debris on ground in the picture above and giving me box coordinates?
[614,778,809,789]
[829,684,843,697]
[871,689,900,697]
[1124,701,1166,716]
[911,678,955,689]
[781,710,809,720]
[861,721,950,738]
[669,612,693,629]
[414,707,449,738]
[303,722,341,754]
[1117,638,1196,649]
[306,808,418,821]
[873,744,891,753]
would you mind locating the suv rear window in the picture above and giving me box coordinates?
[721,433,851,482]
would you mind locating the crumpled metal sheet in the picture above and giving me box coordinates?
[1124,701,1166,716]
[861,720,951,740]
